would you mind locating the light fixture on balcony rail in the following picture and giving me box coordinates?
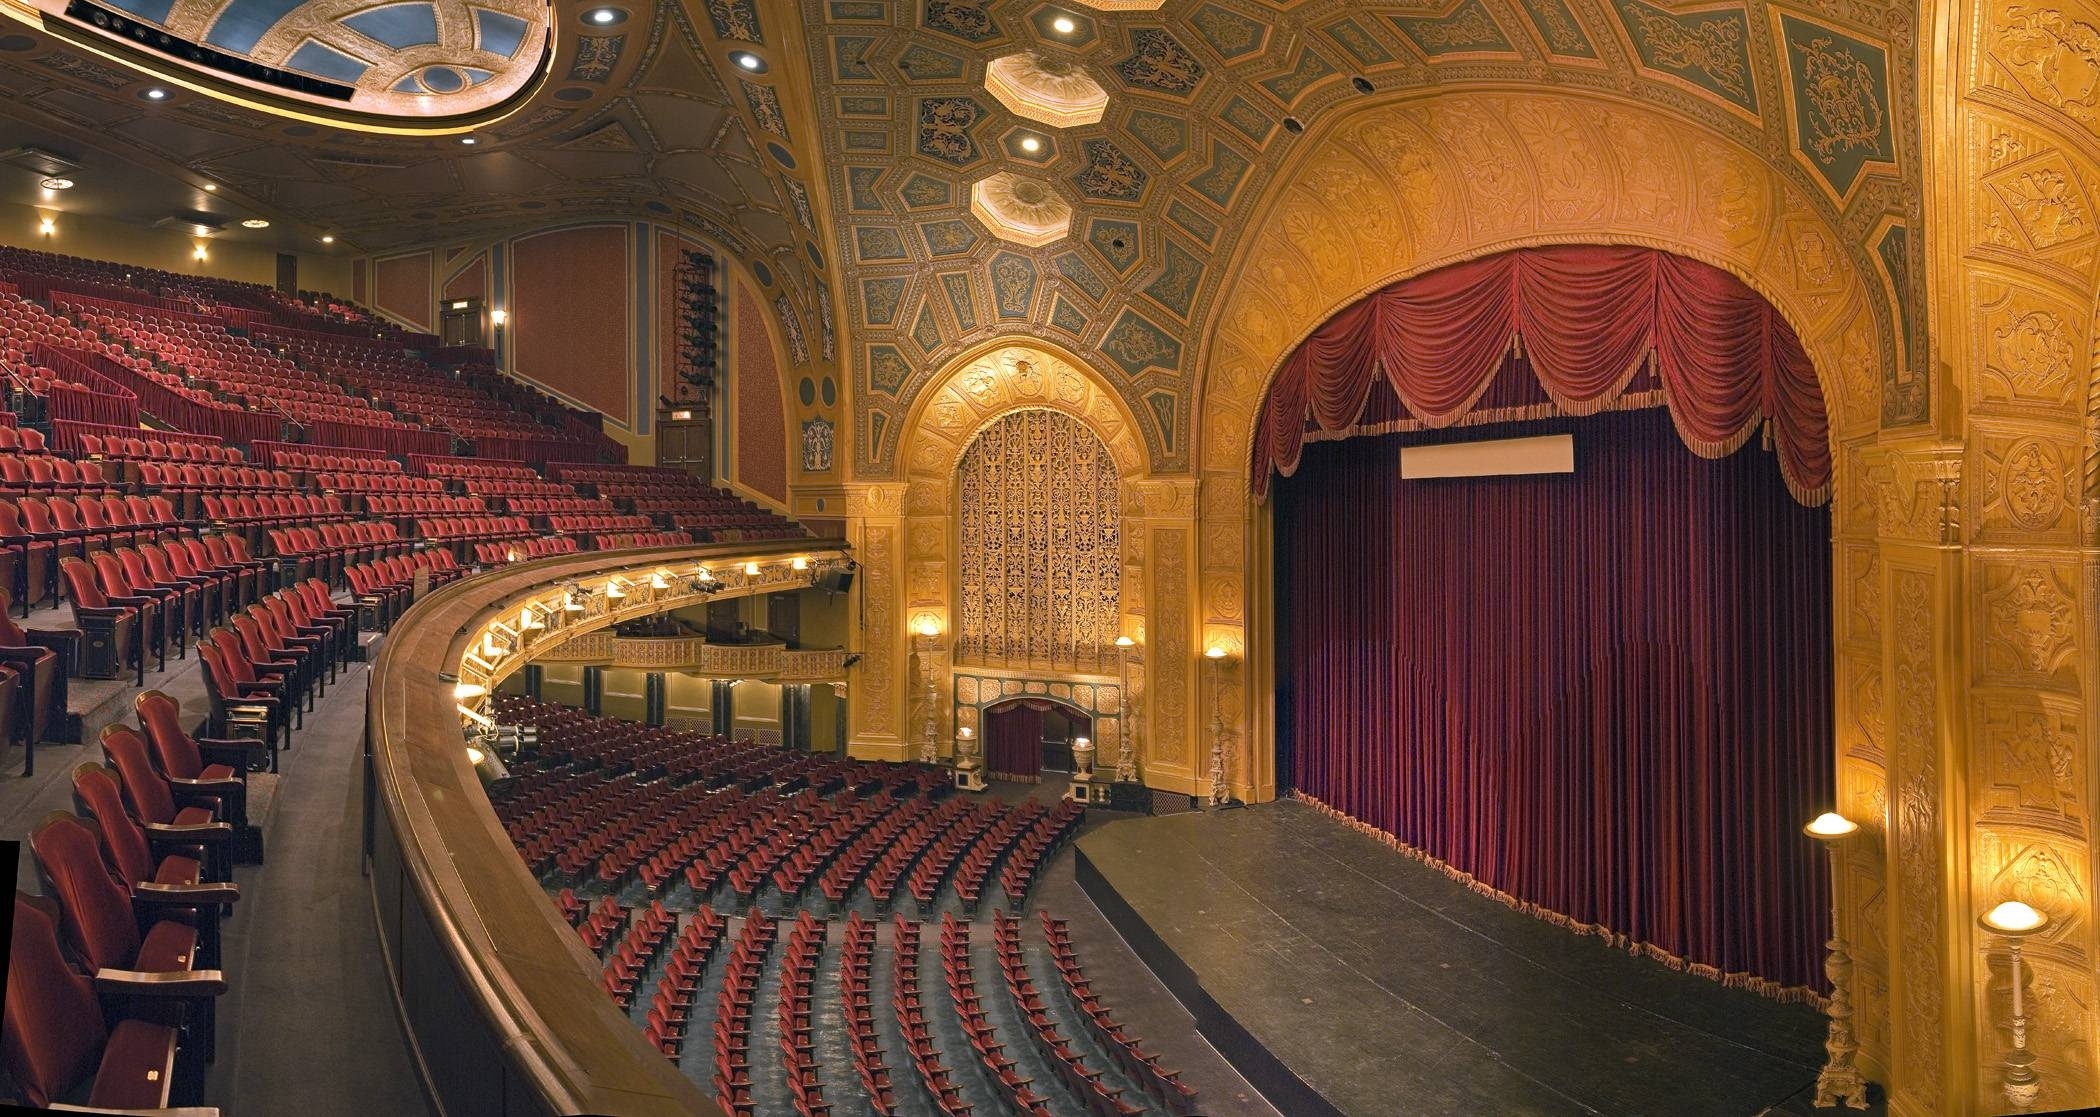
[650,571,670,590]
[458,703,494,729]
[605,577,629,600]
[792,556,810,571]
[453,682,487,700]
[743,561,761,576]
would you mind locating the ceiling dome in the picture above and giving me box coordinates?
[46,0,550,117]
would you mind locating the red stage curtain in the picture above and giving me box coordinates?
[985,702,1045,782]
[1253,246,1831,506]
[1275,408,1832,999]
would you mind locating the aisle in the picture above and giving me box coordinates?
[201,659,434,1117]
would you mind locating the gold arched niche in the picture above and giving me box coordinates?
[1185,85,1921,1099]
[844,340,1199,790]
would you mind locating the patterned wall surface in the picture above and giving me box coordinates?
[802,0,1928,480]
[954,408,1122,673]
[732,276,789,503]
[371,248,434,330]
[509,222,630,422]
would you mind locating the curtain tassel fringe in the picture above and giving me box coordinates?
[1290,791,1828,1011]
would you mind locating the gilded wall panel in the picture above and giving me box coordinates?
[1977,692,2086,839]
[1974,427,2082,544]
[1976,560,2081,690]
[859,523,899,736]
[1149,525,1191,772]
[1968,275,2087,411]
[1888,566,1945,1114]
[954,410,1123,672]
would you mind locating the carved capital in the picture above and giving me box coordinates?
[1865,444,1963,545]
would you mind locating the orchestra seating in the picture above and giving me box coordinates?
[476,698,1173,1117]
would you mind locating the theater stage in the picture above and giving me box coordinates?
[1076,800,1881,1117]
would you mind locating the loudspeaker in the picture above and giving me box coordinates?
[816,568,854,595]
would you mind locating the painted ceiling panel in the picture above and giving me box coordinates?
[341,4,439,49]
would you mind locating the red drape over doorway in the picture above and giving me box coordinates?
[1274,407,1833,999]
[985,701,1045,782]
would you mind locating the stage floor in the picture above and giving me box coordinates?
[1077,800,1884,1117]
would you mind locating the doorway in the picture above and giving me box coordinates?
[982,698,1092,783]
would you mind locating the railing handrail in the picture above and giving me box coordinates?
[365,538,844,1116]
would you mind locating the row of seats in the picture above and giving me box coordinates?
[711,916,775,1116]
[994,911,1144,1116]
[640,904,727,1057]
[941,915,1052,1116]
[1043,913,1199,1114]
[894,916,972,1117]
[5,687,276,1112]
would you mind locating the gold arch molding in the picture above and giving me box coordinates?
[1193,88,1901,480]
[898,340,1152,497]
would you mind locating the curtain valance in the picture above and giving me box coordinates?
[1251,245,1832,505]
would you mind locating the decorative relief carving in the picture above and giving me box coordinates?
[1983,565,2079,681]
[1150,526,1189,767]
[1889,569,1943,1111]
[1848,545,1882,641]
[861,525,898,734]
[1982,435,2076,535]
[1982,697,2083,828]
[955,410,1123,673]
[1983,306,2078,404]
[1867,448,1962,543]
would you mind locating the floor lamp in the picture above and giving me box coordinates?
[1204,645,1230,806]
[1803,812,1867,1110]
[912,615,941,765]
[1982,899,2050,1111]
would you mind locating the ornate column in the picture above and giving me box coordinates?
[1132,480,1200,797]
[841,482,910,761]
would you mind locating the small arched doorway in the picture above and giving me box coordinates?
[983,697,1092,783]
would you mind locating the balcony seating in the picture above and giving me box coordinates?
[89,548,182,663]
[136,690,267,859]
[60,557,146,682]
[0,592,67,771]
[28,812,231,1057]
[4,891,221,1113]
[198,628,295,762]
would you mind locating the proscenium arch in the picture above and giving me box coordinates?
[1193,87,1897,479]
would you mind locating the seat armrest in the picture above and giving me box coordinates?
[142,821,233,843]
[167,774,244,793]
[50,1106,221,1116]
[134,882,239,905]
[93,966,228,998]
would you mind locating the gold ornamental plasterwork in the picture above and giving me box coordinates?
[955,410,1123,674]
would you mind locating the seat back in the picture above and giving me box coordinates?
[99,724,181,827]
[28,811,144,973]
[3,892,108,1108]
[60,558,110,609]
[135,690,206,781]
[88,551,134,597]
[69,762,155,891]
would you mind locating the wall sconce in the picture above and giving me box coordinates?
[913,613,943,639]
[490,308,508,326]
[192,242,209,261]
[37,215,55,237]
[1981,900,2049,1110]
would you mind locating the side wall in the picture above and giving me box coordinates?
[0,198,353,294]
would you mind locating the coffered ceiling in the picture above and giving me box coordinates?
[803,0,1924,476]
[0,0,1926,481]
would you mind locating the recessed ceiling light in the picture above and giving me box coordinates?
[38,177,72,190]
[730,50,766,72]
[203,183,217,192]
[1051,14,1076,33]
[1019,135,1042,153]
[142,87,169,100]
[584,6,622,23]
[460,136,478,145]
[320,235,335,244]
[241,218,270,229]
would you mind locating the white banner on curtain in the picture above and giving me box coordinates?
[1400,433,1574,480]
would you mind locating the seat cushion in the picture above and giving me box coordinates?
[84,1019,178,1111]
[199,763,237,781]
[134,919,199,972]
